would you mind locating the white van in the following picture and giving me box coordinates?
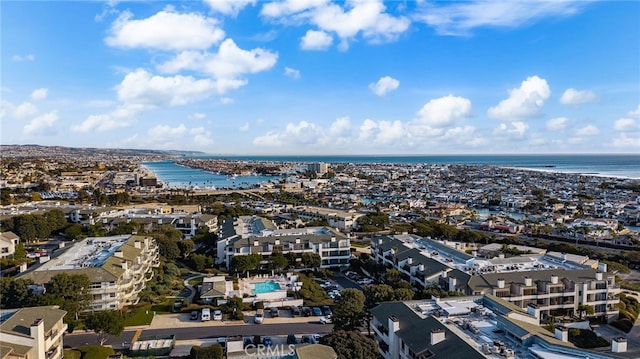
[201,308,211,321]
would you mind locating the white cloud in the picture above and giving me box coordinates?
[328,117,351,137]
[369,76,399,96]
[575,124,599,137]
[629,104,640,118]
[220,97,235,104]
[614,118,638,132]
[414,94,471,127]
[203,0,255,16]
[611,134,640,148]
[72,104,143,132]
[284,67,301,79]
[11,54,35,62]
[264,0,409,49]
[157,39,278,93]
[191,113,206,120]
[106,9,225,50]
[1,100,38,120]
[358,118,405,144]
[30,88,48,101]
[494,121,528,137]
[300,30,333,50]
[559,88,597,104]
[546,117,569,131]
[117,69,217,106]
[440,126,487,147]
[149,123,188,139]
[253,131,282,147]
[191,127,214,147]
[23,111,57,135]
[488,75,550,121]
[416,1,586,36]
[261,0,328,18]
[240,122,250,131]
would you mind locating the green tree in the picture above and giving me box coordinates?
[0,277,36,308]
[222,296,245,320]
[177,239,195,257]
[83,310,125,345]
[46,273,91,320]
[231,254,261,274]
[269,252,289,272]
[320,330,378,359]
[332,288,366,331]
[384,269,402,287]
[64,224,84,240]
[188,253,213,272]
[156,236,181,260]
[302,252,321,269]
[393,288,415,301]
[577,304,595,319]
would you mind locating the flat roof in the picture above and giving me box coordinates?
[33,235,131,271]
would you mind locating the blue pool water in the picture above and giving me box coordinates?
[252,280,281,295]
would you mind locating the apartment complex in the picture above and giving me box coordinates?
[370,301,484,359]
[288,206,364,231]
[19,235,159,310]
[0,306,67,359]
[371,234,620,322]
[468,268,620,322]
[217,216,351,269]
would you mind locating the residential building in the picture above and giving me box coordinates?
[0,306,67,359]
[199,276,233,304]
[19,235,159,310]
[0,231,19,258]
[217,216,350,269]
[467,268,620,322]
[370,301,485,359]
[307,162,328,175]
[288,206,364,231]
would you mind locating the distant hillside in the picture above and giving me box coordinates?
[0,144,207,158]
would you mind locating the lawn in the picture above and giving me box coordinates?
[122,304,155,326]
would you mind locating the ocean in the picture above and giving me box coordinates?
[142,154,640,188]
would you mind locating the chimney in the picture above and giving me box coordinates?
[134,241,141,249]
[388,315,400,333]
[598,262,608,272]
[550,275,559,284]
[121,260,128,270]
[295,238,301,244]
[378,238,383,245]
[596,272,604,281]
[407,257,413,265]
[524,277,532,286]
[418,264,425,272]
[448,277,457,291]
[441,270,447,278]
[472,250,477,257]
[115,250,123,258]
[254,240,259,247]
[30,318,45,359]
[612,337,627,353]
[498,253,505,259]
[562,253,567,261]
[430,328,446,345]
[275,239,280,245]
[157,218,162,225]
[497,278,505,289]
[555,326,568,342]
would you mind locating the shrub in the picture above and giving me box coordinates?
[568,329,609,349]
[63,349,81,359]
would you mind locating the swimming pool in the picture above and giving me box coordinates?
[252,280,282,294]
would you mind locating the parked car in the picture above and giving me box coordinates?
[201,308,211,321]
[263,337,273,347]
[301,335,314,344]
[243,337,253,348]
[312,307,323,316]
[254,309,264,324]
[270,307,279,317]
[213,310,223,321]
[320,316,332,324]
[302,307,312,317]
[190,311,199,320]
[287,334,298,344]
[292,306,301,316]
[322,305,332,316]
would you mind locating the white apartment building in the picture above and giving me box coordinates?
[0,306,67,359]
[288,206,364,231]
[217,216,351,269]
[0,231,19,258]
[19,235,159,310]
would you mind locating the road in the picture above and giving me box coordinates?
[64,322,333,349]
[331,272,364,291]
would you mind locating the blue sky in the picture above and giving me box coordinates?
[1,0,639,155]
